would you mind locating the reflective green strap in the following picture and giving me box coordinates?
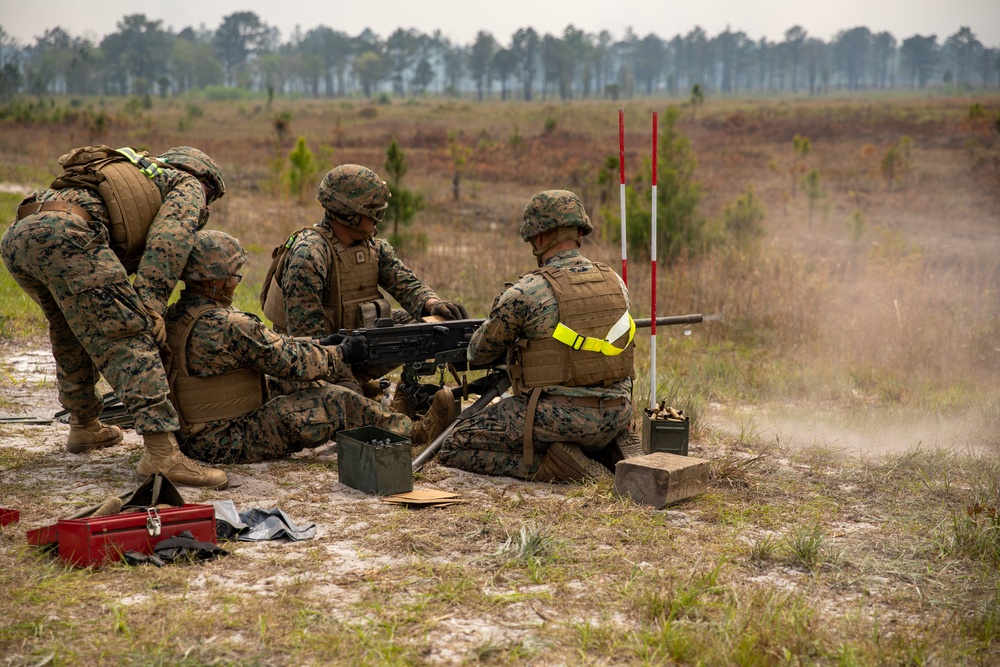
[551,312,635,357]
[117,146,163,179]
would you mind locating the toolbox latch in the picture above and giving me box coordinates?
[145,508,162,536]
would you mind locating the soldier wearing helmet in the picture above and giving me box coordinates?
[261,164,468,405]
[165,231,455,464]
[435,190,638,483]
[0,144,229,488]
[158,146,227,206]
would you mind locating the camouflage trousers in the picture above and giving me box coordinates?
[0,212,178,434]
[179,381,412,464]
[438,394,632,479]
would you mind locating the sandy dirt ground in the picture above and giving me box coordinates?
[2,335,982,519]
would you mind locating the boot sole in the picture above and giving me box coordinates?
[66,433,124,454]
[548,443,613,481]
[133,470,229,490]
[616,430,644,459]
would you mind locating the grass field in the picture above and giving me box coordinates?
[0,93,998,665]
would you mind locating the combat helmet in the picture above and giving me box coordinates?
[158,146,226,204]
[317,164,391,227]
[519,190,594,242]
[182,230,247,283]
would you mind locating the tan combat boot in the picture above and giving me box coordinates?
[66,416,124,454]
[136,432,229,489]
[592,429,643,472]
[533,443,613,483]
[410,389,457,445]
[615,429,644,459]
[361,379,384,400]
[388,384,413,417]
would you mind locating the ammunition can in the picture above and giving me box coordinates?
[337,426,413,495]
[641,410,690,456]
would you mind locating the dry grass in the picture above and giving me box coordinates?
[1,425,999,665]
[1,94,999,664]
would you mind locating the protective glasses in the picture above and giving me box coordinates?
[328,190,388,223]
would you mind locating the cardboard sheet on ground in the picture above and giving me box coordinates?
[381,489,465,508]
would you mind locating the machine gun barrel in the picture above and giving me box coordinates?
[632,314,703,328]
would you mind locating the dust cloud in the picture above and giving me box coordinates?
[707,401,994,457]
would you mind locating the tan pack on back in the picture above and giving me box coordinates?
[259,231,296,330]
[51,145,163,273]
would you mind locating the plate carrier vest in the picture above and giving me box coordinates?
[167,303,267,437]
[507,262,635,466]
[48,146,165,274]
[260,225,390,334]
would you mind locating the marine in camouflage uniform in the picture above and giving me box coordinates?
[261,164,467,397]
[0,146,230,488]
[167,230,453,464]
[437,191,635,482]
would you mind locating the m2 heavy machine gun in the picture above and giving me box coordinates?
[338,318,495,416]
[338,314,704,470]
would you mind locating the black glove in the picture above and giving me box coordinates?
[336,336,368,364]
[317,333,345,347]
[153,531,229,563]
[428,300,469,320]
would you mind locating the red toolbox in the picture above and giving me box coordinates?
[29,504,216,568]
[0,508,20,526]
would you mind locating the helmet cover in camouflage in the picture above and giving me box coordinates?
[158,146,226,204]
[317,164,391,226]
[182,230,247,282]
[519,190,594,241]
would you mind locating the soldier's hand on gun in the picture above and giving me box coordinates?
[317,333,345,347]
[425,299,469,321]
[336,336,368,364]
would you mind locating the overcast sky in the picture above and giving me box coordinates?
[2,0,998,47]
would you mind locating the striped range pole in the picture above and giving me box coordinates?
[618,108,627,286]
[650,111,658,411]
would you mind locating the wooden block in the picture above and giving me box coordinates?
[614,453,710,509]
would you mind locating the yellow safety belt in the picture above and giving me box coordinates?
[551,311,635,356]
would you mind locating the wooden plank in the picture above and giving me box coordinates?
[614,453,710,509]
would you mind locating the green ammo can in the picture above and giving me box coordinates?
[336,426,413,495]
[641,409,690,456]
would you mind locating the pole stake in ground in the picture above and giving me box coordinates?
[650,110,658,410]
[618,108,627,286]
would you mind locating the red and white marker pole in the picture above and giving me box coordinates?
[650,111,658,410]
[618,108,627,286]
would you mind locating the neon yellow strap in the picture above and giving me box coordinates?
[117,147,163,179]
[551,311,635,357]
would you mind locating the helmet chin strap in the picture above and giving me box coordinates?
[324,211,376,239]
[531,228,581,266]
[187,280,235,306]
